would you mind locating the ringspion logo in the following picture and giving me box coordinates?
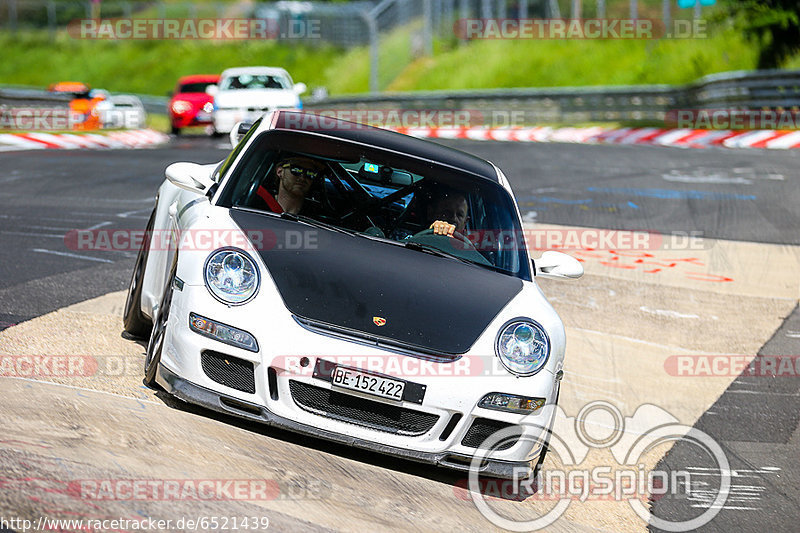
[465,401,730,531]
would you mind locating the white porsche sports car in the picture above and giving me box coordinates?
[123,110,582,478]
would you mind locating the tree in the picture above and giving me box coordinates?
[722,0,800,68]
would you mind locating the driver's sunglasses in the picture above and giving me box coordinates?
[283,163,321,181]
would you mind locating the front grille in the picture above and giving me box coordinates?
[201,350,256,394]
[289,380,438,436]
[461,418,519,450]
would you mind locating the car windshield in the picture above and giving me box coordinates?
[216,133,530,280]
[219,74,290,91]
[179,81,216,93]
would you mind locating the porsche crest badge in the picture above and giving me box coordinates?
[373,316,387,327]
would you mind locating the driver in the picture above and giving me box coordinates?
[427,188,469,238]
[256,155,326,215]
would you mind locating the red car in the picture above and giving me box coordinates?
[168,74,220,135]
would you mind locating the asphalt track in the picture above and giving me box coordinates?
[0,136,797,532]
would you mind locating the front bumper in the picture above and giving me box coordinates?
[157,363,535,479]
[158,283,561,479]
[171,110,213,128]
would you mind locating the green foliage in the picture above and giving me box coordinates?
[379,27,759,92]
[0,32,340,95]
[719,0,800,68]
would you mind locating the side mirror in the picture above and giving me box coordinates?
[534,251,583,280]
[229,121,253,148]
[206,85,219,96]
[165,162,215,194]
[293,82,307,95]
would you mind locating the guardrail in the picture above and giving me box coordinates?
[0,85,167,114]
[2,69,799,125]
[0,86,73,106]
[304,69,800,125]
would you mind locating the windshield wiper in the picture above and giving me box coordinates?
[230,206,356,236]
[404,240,509,274]
[403,241,472,262]
[280,212,358,237]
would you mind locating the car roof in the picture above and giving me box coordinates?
[49,81,90,93]
[178,74,220,84]
[221,67,290,77]
[264,111,499,182]
[110,94,142,105]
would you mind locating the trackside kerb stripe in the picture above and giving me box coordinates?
[386,126,800,150]
[0,129,169,152]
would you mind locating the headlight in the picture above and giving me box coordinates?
[479,393,546,414]
[204,248,260,305]
[495,319,550,376]
[202,102,214,113]
[171,100,193,114]
[190,313,258,352]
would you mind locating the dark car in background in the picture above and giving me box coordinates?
[168,74,220,135]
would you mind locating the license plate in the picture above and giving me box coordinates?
[331,366,405,402]
[195,111,210,121]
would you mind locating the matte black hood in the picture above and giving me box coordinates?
[230,210,523,355]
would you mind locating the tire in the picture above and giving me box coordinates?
[171,125,181,135]
[144,259,176,389]
[123,207,156,338]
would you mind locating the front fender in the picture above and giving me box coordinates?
[141,180,209,318]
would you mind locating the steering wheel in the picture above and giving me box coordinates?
[412,228,478,251]
[408,228,492,266]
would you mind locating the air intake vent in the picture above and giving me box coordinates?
[201,350,256,394]
[289,380,438,436]
[439,413,463,441]
[461,418,519,450]
[267,366,279,400]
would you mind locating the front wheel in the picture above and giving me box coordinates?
[123,207,156,338]
[144,262,176,389]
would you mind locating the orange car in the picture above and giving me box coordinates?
[48,82,105,130]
